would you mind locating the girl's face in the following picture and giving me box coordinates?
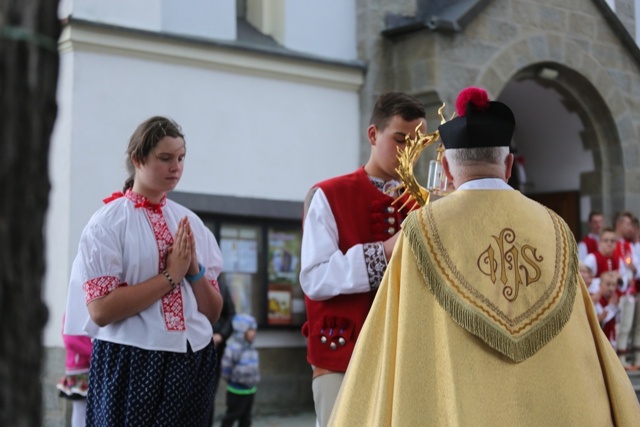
[600,277,618,299]
[579,265,592,285]
[132,136,185,202]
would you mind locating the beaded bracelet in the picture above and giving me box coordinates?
[163,270,177,289]
[185,263,205,283]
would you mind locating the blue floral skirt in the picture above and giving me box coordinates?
[86,339,216,427]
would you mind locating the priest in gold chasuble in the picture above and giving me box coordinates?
[329,87,640,426]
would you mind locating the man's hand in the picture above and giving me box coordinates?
[598,309,608,323]
[213,333,223,346]
[383,232,400,261]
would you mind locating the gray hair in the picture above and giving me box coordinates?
[445,146,510,176]
[445,146,509,164]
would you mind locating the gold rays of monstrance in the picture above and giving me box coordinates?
[387,104,456,211]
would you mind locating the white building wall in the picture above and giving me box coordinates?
[282,0,357,61]
[636,0,640,40]
[161,0,236,40]
[58,0,236,40]
[45,24,362,346]
[64,0,162,31]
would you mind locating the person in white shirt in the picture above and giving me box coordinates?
[614,210,640,368]
[632,216,640,259]
[64,116,223,426]
[577,211,604,261]
[300,92,427,427]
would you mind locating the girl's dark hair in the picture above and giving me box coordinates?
[369,92,426,131]
[123,116,184,191]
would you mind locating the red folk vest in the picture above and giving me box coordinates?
[592,251,619,278]
[581,235,599,255]
[302,167,410,372]
[614,240,633,266]
[614,240,636,295]
[599,296,617,347]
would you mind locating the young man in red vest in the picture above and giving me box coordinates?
[578,211,604,261]
[613,210,640,368]
[583,228,620,279]
[299,92,426,426]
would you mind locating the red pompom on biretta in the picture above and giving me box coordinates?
[455,86,490,117]
[438,86,515,149]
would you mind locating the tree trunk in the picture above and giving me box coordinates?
[0,1,60,426]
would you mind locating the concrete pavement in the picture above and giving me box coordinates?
[251,411,316,427]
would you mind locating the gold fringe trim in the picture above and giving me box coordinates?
[403,210,578,363]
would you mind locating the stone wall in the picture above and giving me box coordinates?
[616,0,636,38]
[356,0,640,219]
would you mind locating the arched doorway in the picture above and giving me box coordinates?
[496,62,623,238]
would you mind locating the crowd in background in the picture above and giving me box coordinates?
[579,210,640,369]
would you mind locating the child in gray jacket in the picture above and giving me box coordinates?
[220,314,260,427]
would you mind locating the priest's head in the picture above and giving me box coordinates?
[439,87,516,189]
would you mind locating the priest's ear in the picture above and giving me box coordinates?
[442,155,454,183]
[504,153,514,181]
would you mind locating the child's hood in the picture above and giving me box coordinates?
[232,313,257,337]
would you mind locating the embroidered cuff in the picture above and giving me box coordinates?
[363,242,387,289]
[83,276,121,304]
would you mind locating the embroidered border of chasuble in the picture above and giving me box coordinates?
[403,191,577,362]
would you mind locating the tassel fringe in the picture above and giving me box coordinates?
[403,208,577,363]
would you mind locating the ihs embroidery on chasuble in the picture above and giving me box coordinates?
[403,192,578,362]
[477,228,543,303]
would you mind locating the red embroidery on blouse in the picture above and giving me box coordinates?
[209,279,220,292]
[126,190,185,331]
[103,191,125,204]
[125,190,166,212]
[83,276,121,304]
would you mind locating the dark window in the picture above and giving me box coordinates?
[201,214,304,329]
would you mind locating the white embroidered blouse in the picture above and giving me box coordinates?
[64,191,223,353]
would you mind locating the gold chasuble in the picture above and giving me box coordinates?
[329,190,640,426]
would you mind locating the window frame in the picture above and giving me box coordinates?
[169,191,304,330]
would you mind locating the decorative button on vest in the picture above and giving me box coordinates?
[387,227,396,234]
[386,206,395,214]
[338,337,346,346]
[330,342,337,350]
[387,217,396,225]
[320,336,327,344]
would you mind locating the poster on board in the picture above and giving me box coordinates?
[267,284,293,325]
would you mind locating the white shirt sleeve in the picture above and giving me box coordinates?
[594,302,604,316]
[583,253,598,278]
[603,303,618,322]
[631,244,640,280]
[299,188,373,301]
[577,241,588,262]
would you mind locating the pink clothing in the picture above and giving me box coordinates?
[63,334,92,374]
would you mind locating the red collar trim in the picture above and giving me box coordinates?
[102,190,166,212]
[125,189,166,212]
